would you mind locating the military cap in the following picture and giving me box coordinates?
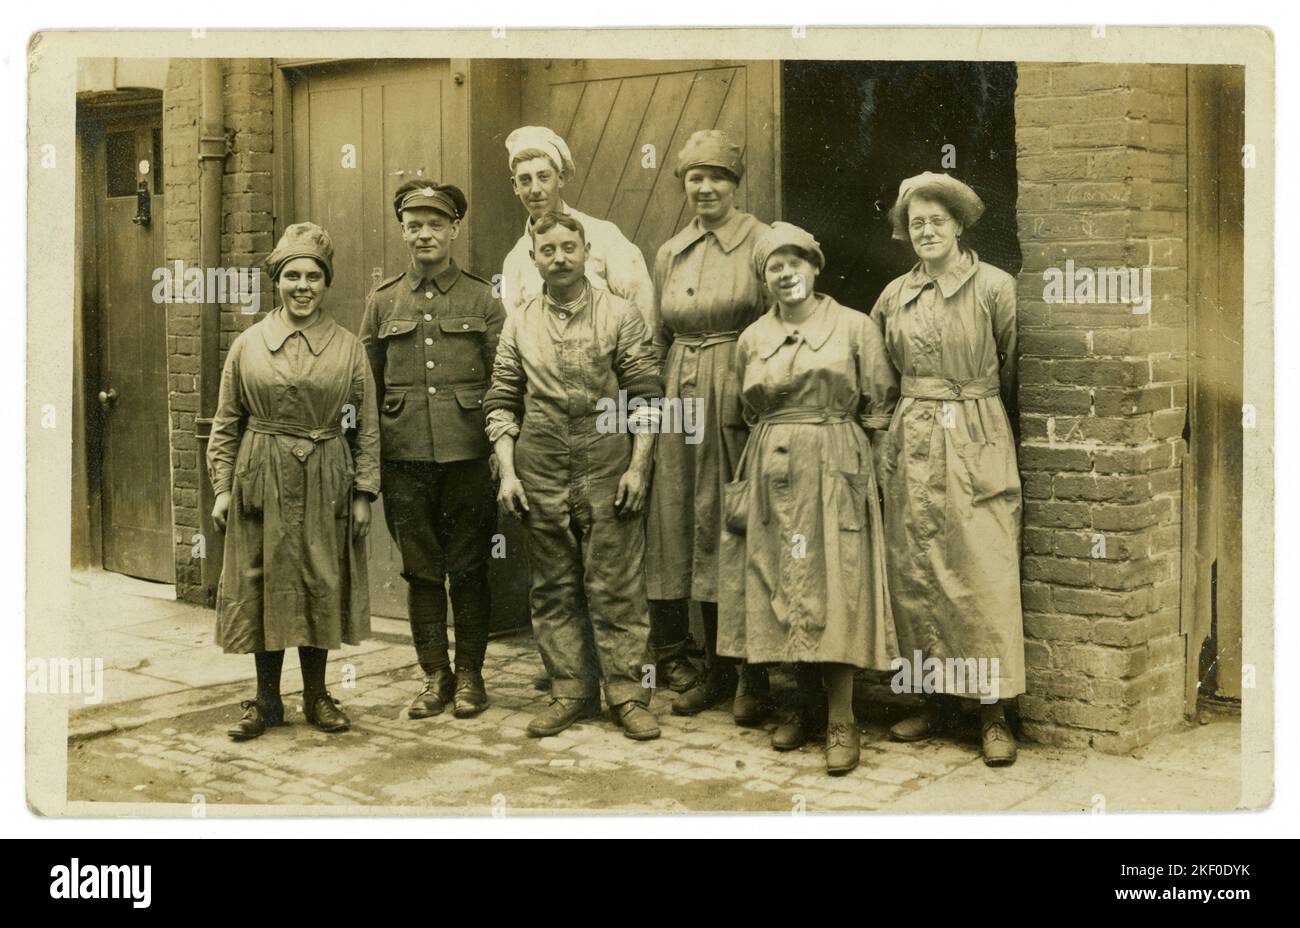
[393,181,468,222]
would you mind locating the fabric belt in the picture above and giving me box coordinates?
[673,330,741,349]
[900,375,1000,401]
[247,417,342,442]
[757,406,854,425]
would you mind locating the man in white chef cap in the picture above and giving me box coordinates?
[501,126,655,334]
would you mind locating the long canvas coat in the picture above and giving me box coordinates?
[869,251,1025,699]
[717,296,899,669]
[207,308,381,654]
[645,210,769,602]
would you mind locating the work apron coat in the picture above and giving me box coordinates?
[483,285,664,705]
[646,210,770,602]
[717,296,899,669]
[869,251,1026,699]
[207,308,381,654]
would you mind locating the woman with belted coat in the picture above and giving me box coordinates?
[207,222,381,740]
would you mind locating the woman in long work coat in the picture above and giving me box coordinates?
[869,173,1025,766]
[645,130,774,723]
[717,222,898,776]
[207,222,381,740]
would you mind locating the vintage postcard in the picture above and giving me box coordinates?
[26,26,1273,817]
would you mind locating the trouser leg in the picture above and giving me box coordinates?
[433,459,495,673]
[581,505,653,708]
[525,504,601,700]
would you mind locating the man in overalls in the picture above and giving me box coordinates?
[484,211,663,740]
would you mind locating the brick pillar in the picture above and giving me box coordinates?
[220,59,275,359]
[163,59,204,604]
[1013,63,1189,752]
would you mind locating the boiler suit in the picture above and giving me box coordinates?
[483,285,663,707]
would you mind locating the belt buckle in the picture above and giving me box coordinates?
[946,378,963,400]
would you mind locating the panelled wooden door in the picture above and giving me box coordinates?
[1183,66,1245,706]
[287,60,470,620]
[88,111,175,583]
[520,60,779,265]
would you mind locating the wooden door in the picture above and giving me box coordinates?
[84,110,174,583]
[520,59,780,264]
[287,59,470,619]
[1183,65,1245,706]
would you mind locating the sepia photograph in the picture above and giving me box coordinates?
[24,25,1273,820]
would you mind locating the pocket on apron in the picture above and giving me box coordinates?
[832,470,869,531]
[957,440,1021,505]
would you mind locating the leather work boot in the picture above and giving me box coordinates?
[613,702,661,741]
[889,700,949,742]
[452,668,489,718]
[671,661,738,716]
[771,675,827,751]
[304,691,351,733]
[227,697,284,741]
[409,668,455,719]
[980,703,1018,766]
[732,664,772,726]
[657,651,702,694]
[526,696,601,738]
[825,721,861,775]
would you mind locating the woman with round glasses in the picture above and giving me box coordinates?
[869,173,1024,766]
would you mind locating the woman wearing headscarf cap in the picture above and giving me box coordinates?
[207,222,381,741]
[870,172,1024,766]
[717,222,899,775]
[644,130,774,719]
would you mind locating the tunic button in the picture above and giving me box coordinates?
[461,323,469,329]
[425,291,434,299]
[428,387,437,395]
[295,448,305,459]
[426,361,434,369]
[390,324,399,333]
[686,287,695,296]
[424,337,433,346]
[557,312,567,320]
[424,314,432,321]
[309,429,320,440]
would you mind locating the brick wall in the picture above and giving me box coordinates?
[1014,63,1189,751]
[166,58,274,604]
[220,59,275,358]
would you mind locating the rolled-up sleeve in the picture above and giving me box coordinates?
[206,336,247,496]
[613,304,663,403]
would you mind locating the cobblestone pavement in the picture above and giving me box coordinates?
[61,571,1244,815]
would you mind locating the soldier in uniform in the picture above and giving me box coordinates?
[359,181,506,720]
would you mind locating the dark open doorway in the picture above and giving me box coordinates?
[780,61,1021,314]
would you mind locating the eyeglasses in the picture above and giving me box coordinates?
[909,217,952,233]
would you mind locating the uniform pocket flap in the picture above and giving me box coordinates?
[379,318,418,339]
[439,316,487,334]
[382,391,406,415]
[454,386,486,409]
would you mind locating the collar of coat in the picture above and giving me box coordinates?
[751,295,839,360]
[261,307,337,355]
[404,257,463,293]
[897,249,980,305]
[663,210,759,258]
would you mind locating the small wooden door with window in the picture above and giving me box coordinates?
[81,105,174,583]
